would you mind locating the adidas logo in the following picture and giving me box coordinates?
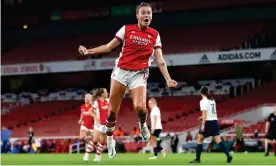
[270,49,276,60]
[199,54,210,63]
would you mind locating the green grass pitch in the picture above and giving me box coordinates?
[1,153,276,165]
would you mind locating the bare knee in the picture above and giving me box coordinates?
[150,136,157,146]
[99,137,106,145]
[133,102,147,112]
[214,136,222,144]
[92,137,98,143]
[197,134,204,144]
[93,131,100,142]
[79,135,86,141]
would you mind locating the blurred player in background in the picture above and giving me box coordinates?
[264,104,276,156]
[28,127,34,149]
[79,2,177,159]
[189,87,232,164]
[92,88,110,162]
[78,93,99,161]
[148,98,167,160]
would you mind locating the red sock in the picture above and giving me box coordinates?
[96,143,105,155]
[85,141,97,153]
[106,120,116,136]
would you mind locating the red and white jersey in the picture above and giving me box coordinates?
[93,98,109,125]
[81,103,94,129]
[114,24,162,71]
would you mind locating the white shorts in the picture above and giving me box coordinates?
[111,67,149,90]
[80,125,94,133]
[94,123,107,133]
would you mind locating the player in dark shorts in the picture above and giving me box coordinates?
[189,87,232,163]
[148,98,167,159]
[264,104,276,156]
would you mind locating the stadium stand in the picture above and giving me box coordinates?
[2,0,276,158]
[1,102,20,115]
[2,78,258,137]
[1,21,273,64]
[1,78,254,102]
[242,121,266,134]
[163,81,276,132]
[220,120,266,137]
[1,101,81,130]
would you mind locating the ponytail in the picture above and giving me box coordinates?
[206,94,214,100]
[90,88,106,102]
[90,89,98,102]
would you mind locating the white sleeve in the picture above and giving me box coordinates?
[151,107,160,116]
[157,107,161,117]
[153,33,162,49]
[106,98,109,103]
[93,101,99,115]
[200,99,208,111]
[93,101,98,109]
[115,25,125,42]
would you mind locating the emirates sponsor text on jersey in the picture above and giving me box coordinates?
[130,35,151,46]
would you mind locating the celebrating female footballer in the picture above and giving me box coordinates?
[79,2,177,159]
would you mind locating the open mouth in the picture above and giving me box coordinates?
[144,18,149,23]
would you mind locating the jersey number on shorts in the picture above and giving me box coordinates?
[211,104,216,114]
[143,72,149,82]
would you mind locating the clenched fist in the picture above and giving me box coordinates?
[166,79,178,88]
[78,45,88,55]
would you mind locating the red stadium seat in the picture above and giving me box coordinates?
[4,81,276,137]
[2,21,273,64]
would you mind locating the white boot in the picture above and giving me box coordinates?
[139,122,150,142]
[83,153,89,161]
[162,149,168,158]
[148,156,158,160]
[107,136,116,159]
[93,154,102,162]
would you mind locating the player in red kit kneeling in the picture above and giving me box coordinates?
[79,2,178,159]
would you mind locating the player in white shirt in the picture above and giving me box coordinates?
[189,87,232,164]
[148,98,167,160]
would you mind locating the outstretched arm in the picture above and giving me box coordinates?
[79,38,121,55]
[155,48,178,88]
